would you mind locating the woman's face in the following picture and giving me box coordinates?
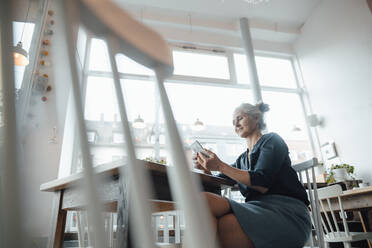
[233,111,259,138]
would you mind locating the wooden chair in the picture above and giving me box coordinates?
[317,184,372,248]
[292,158,325,248]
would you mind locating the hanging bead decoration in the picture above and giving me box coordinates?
[32,8,55,102]
[40,50,49,57]
[44,29,54,36]
[42,39,50,46]
[27,8,58,132]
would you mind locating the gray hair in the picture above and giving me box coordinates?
[233,102,270,131]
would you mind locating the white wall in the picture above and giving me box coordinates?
[18,0,84,239]
[295,0,372,182]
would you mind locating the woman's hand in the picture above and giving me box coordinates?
[197,149,222,172]
[192,153,212,175]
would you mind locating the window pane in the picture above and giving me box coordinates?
[262,91,312,163]
[173,51,230,79]
[13,22,35,89]
[165,83,252,126]
[88,38,111,72]
[83,77,158,167]
[234,54,297,88]
[13,22,34,51]
[256,56,297,88]
[116,54,154,75]
[120,79,156,123]
[84,76,117,121]
[234,53,251,85]
[165,83,250,166]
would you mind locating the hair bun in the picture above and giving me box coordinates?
[257,102,270,113]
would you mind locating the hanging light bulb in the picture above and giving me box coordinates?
[13,41,29,66]
[132,115,146,129]
[13,0,31,66]
[192,118,205,131]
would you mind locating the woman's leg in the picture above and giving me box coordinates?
[203,192,231,217]
[202,192,232,239]
[202,192,255,248]
[218,214,255,248]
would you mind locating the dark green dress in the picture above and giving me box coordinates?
[222,133,311,248]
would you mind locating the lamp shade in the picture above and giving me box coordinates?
[132,115,146,129]
[192,118,205,131]
[13,41,29,66]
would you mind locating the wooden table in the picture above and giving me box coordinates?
[320,186,372,212]
[40,160,235,248]
[320,186,372,232]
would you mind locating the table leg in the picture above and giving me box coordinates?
[48,191,67,248]
[358,210,372,248]
[116,178,129,248]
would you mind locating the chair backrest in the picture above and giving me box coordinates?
[61,1,217,248]
[317,184,350,238]
[292,158,325,248]
[79,0,173,76]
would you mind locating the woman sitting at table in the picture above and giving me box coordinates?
[194,102,311,248]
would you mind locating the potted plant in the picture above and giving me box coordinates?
[326,163,355,184]
[144,156,167,165]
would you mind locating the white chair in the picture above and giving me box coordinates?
[292,158,325,248]
[59,1,217,248]
[317,184,372,248]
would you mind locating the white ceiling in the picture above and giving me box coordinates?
[114,0,322,29]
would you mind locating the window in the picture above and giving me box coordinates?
[234,54,297,88]
[88,38,111,72]
[13,22,35,89]
[84,76,117,122]
[173,50,230,79]
[120,79,156,124]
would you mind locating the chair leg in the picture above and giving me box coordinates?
[76,211,84,248]
[343,241,352,248]
[358,211,372,248]
[108,213,114,248]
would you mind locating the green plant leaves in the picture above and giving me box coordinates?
[326,163,355,184]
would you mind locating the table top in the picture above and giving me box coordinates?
[342,185,372,196]
[319,185,372,212]
[40,159,235,192]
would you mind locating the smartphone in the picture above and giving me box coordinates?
[190,140,210,158]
